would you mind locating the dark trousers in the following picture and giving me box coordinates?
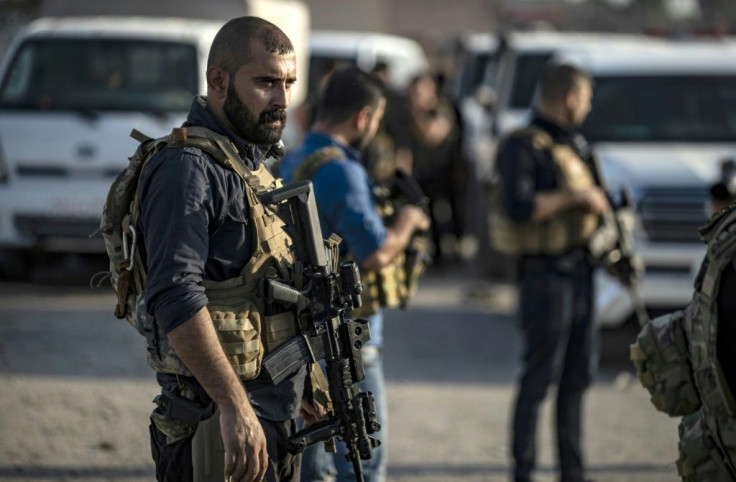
[511,256,598,482]
[150,416,301,482]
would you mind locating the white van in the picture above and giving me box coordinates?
[0,12,308,268]
[556,41,736,327]
[492,31,662,136]
[308,30,429,92]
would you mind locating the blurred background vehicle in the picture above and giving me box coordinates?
[308,30,429,93]
[557,40,736,327]
[0,2,309,279]
[0,0,735,331]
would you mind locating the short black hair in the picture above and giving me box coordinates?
[538,63,592,104]
[315,66,385,126]
[207,16,293,76]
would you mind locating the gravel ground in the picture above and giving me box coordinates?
[0,265,681,481]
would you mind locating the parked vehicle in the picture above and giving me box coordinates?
[0,11,309,272]
[492,30,660,136]
[307,30,429,92]
[558,40,736,327]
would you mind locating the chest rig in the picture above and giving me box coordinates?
[291,147,410,318]
[631,205,736,480]
[489,126,599,256]
[129,126,301,381]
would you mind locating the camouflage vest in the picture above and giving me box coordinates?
[291,146,410,318]
[115,126,300,381]
[489,126,599,256]
[631,205,736,480]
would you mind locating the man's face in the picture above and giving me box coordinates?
[351,98,386,151]
[569,79,593,127]
[224,40,297,145]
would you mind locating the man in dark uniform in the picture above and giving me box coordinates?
[135,17,316,482]
[491,64,609,482]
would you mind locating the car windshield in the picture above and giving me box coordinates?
[581,75,736,143]
[508,52,552,109]
[458,52,493,99]
[0,38,198,112]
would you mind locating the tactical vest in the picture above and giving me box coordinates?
[291,146,411,318]
[489,127,599,256]
[108,126,301,381]
[631,205,736,481]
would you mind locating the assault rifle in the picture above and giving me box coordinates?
[587,153,648,327]
[388,168,432,306]
[257,180,380,482]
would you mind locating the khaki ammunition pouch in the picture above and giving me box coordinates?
[292,146,420,318]
[489,127,599,256]
[630,310,700,416]
[677,410,736,481]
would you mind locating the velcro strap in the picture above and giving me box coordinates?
[232,360,259,377]
[265,311,298,335]
[114,270,132,319]
[221,339,260,356]
[130,128,153,143]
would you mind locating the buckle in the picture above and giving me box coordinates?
[122,226,137,272]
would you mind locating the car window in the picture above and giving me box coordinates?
[508,52,552,109]
[458,52,493,99]
[581,75,736,143]
[0,38,198,112]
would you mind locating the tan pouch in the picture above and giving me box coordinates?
[208,299,264,381]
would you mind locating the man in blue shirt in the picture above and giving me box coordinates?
[279,66,430,482]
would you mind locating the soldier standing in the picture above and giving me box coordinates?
[279,66,430,482]
[490,64,609,482]
[128,17,320,482]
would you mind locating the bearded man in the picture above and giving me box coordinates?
[134,16,316,482]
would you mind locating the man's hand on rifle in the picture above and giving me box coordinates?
[399,205,431,232]
[300,398,326,427]
[607,253,644,287]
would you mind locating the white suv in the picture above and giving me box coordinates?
[558,40,736,327]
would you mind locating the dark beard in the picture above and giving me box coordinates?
[223,85,286,145]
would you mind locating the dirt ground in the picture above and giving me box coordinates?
[0,264,681,482]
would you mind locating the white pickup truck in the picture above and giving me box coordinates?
[558,40,736,327]
[0,11,308,275]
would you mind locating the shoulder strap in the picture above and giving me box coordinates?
[292,146,345,182]
[510,125,555,151]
